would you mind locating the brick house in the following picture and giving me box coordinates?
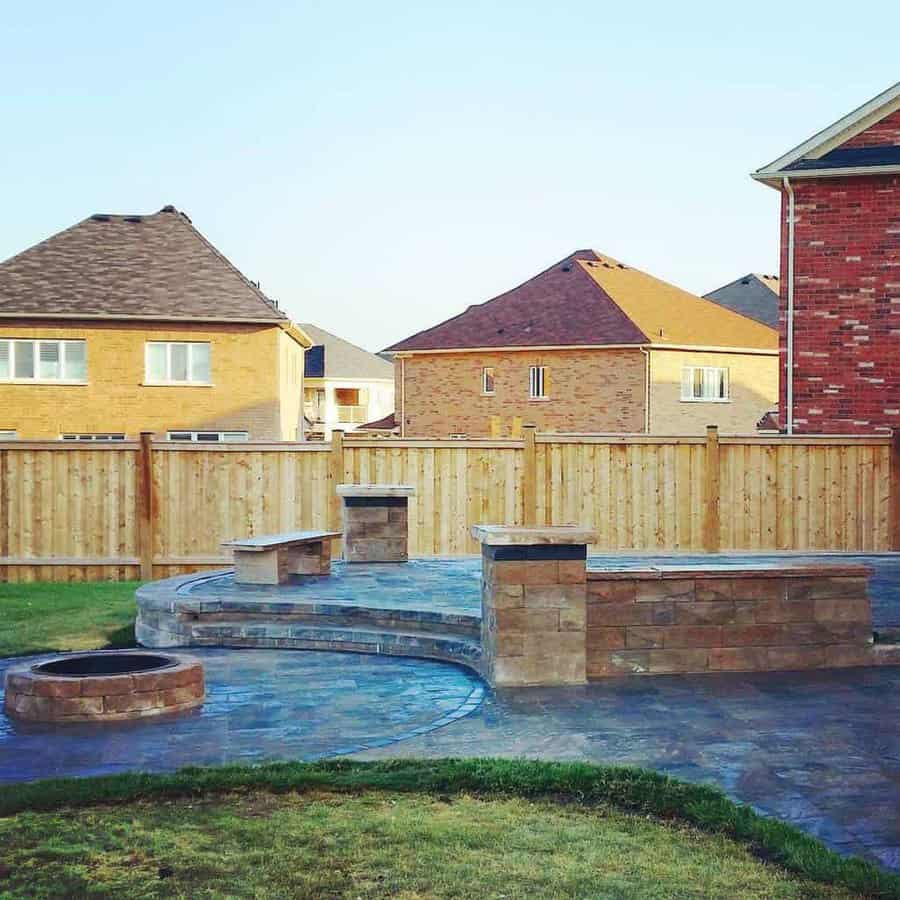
[752,81,900,434]
[0,206,311,441]
[385,250,778,437]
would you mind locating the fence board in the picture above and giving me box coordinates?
[0,434,895,580]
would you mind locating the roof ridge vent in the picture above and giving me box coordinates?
[123,216,142,224]
[90,214,110,222]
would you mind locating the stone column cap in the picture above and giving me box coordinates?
[471,525,597,546]
[337,484,415,498]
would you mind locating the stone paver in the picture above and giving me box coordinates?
[0,649,483,784]
[358,665,900,872]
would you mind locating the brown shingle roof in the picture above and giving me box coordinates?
[386,250,777,353]
[385,251,646,352]
[0,205,286,322]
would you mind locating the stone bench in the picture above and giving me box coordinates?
[222,530,342,585]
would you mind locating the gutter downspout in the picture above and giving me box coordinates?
[639,347,651,433]
[783,176,795,435]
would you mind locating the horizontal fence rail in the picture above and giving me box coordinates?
[0,428,898,582]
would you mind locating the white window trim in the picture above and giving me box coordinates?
[144,342,212,386]
[60,433,126,441]
[481,366,495,396]
[528,365,547,400]
[166,431,249,442]
[680,366,731,403]
[0,338,88,385]
[0,430,17,440]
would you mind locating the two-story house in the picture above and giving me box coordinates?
[300,323,394,439]
[388,250,778,437]
[752,81,900,434]
[0,205,310,441]
[385,250,778,437]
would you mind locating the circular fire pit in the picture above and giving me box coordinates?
[3,651,204,723]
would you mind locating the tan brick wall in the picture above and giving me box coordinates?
[278,328,304,441]
[397,349,646,437]
[0,319,294,440]
[649,349,778,434]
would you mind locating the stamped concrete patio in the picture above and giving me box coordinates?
[2,552,899,872]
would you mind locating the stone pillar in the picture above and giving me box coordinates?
[472,525,596,687]
[337,485,415,563]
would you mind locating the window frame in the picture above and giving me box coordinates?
[0,430,17,441]
[166,431,249,442]
[60,433,126,442]
[144,341,212,386]
[0,338,87,384]
[680,366,730,403]
[528,365,547,400]
[481,366,495,396]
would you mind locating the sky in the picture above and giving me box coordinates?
[1,2,898,352]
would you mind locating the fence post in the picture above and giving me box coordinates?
[137,432,155,581]
[523,425,538,527]
[892,430,900,551]
[703,425,721,553]
[329,429,345,533]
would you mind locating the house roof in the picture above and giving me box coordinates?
[703,273,779,328]
[385,250,777,353]
[300,323,394,380]
[752,81,900,186]
[0,205,288,323]
[358,412,398,431]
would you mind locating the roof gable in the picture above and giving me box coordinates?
[753,82,900,185]
[385,251,648,352]
[301,323,393,379]
[0,206,287,322]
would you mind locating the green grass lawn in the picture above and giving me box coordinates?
[0,581,139,658]
[0,789,864,899]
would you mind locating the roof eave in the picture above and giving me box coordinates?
[0,312,289,325]
[751,163,900,188]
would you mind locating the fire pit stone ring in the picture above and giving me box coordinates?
[3,650,204,722]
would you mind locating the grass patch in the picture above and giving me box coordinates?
[1,759,897,898]
[0,581,139,658]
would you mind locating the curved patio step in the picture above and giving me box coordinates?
[175,598,481,640]
[184,621,483,671]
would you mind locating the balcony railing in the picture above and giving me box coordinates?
[336,405,368,424]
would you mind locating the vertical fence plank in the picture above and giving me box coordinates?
[892,431,900,551]
[522,425,537,526]
[703,426,721,552]
[137,433,154,581]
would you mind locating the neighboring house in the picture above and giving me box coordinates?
[385,250,778,437]
[704,274,779,327]
[300,323,394,439]
[752,81,900,435]
[356,412,400,436]
[0,206,310,441]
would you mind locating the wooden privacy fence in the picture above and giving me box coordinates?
[1,427,898,582]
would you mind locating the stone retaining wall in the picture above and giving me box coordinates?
[586,566,875,677]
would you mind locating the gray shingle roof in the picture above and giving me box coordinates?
[300,323,394,380]
[703,274,779,328]
[0,206,286,321]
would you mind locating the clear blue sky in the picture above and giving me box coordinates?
[2,2,897,351]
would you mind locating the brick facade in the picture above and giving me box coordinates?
[396,348,646,437]
[778,174,900,433]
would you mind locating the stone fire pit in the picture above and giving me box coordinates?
[3,650,204,723]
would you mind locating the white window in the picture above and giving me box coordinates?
[0,430,17,440]
[0,339,86,383]
[166,431,249,442]
[529,366,546,399]
[681,366,730,402]
[482,367,495,395]
[61,433,126,441]
[145,342,211,384]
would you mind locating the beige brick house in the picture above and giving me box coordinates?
[385,250,778,437]
[0,206,310,441]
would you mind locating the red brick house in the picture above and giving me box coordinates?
[385,250,777,437]
[752,81,900,434]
